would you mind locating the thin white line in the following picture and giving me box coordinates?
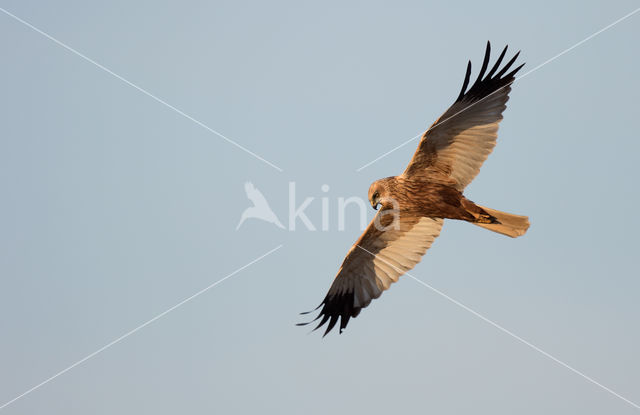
[517,6,640,79]
[0,244,283,411]
[0,7,284,173]
[355,244,640,410]
[355,6,640,172]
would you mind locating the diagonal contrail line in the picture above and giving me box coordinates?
[356,244,640,411]
[0,6,284,172]
[0,245,283,411]
[355,6,640,172]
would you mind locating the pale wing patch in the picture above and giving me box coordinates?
[428,92,507,189]
[403,43,523,190]
[370,217,443,291]
[299,216,443,336]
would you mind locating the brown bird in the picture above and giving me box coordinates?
[298,42,529,336]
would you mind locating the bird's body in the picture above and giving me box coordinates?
[369,175,492,223]
[299,42,529,336]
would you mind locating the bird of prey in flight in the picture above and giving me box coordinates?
[299,42,529,336]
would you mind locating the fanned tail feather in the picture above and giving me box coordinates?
[474,206,529,238]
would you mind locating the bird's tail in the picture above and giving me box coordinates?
[473,206,530,238]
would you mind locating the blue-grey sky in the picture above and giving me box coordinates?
[1,1,639,414]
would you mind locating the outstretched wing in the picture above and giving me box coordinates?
[404,42,524,190]
[298,210,443,336]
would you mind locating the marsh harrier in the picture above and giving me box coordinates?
[299,42,529,336]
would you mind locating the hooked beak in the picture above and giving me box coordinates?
[371,200,379,210]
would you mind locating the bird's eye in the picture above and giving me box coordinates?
[373,192,379,199]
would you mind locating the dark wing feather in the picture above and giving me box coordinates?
[298,212,443,336]
[404,41,524,190]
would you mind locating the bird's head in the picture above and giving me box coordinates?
[368,178,393,210]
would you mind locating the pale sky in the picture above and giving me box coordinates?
[1,1,639,414]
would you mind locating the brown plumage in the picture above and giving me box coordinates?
[298,42,529,336]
